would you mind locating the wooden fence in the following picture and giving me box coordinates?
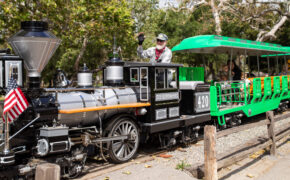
[189,111,290,180]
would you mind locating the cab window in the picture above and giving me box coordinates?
[155,68,165,89]
[167,68,176,88]
[140,68,147,87]
[130,68,139,82]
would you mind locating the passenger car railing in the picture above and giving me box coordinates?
[214,80,249,110]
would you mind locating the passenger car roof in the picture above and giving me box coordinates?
[172,35,290,56]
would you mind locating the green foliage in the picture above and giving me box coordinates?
[176,160,190,171]
[0,0,135,83]
[275,20,290,46]
[0,0,289,84]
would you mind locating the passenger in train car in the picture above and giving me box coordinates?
[241,71,251,90]
[218,64,230,103]
[205,63,217,81]
[219,64,230,81]
[137,33,172,63]
[227,60,242,80]
[279,64,288,75]
[250,71,267,77]
[226,60,242,104]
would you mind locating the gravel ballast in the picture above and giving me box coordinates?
[161,117,290,169]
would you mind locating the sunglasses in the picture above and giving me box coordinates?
[157,39,165,42]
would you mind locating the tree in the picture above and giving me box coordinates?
[157,0,289,79]
[0,0,136,83]
[165,0,289,42]
[0,0,288,83]
[165,0,224,35]
[212,0,289,42]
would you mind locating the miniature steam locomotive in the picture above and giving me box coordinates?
[0,21,211,178]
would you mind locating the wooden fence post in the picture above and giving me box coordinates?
[266,111,276,156]
[204,125,217,180]
[35,163,60,180]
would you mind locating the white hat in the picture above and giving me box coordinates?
[156,33,168,41]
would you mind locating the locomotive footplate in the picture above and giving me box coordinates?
[141,113,211,133]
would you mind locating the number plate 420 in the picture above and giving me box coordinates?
[194,92,210,113]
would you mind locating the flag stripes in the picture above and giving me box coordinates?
[3,78,28,122]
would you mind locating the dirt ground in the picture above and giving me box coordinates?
[78,153,197,180]
[91,160,196,180]
[80,135,290,180]
[218,135,290,180]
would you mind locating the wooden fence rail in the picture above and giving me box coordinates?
[189,111,290,179]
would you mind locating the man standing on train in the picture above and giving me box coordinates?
[137,33,172,63]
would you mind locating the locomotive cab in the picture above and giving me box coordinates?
[121,62,211,135]
[123,62,181,125]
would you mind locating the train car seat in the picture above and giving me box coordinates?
[281,76,288,97]
[251,78,262,103]
[272,76,281,99]
[262,77,272,101]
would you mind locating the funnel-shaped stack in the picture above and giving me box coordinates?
[8,21,61,78]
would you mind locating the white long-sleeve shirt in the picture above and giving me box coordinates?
[137,46,172,63]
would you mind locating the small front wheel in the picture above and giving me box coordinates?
[106,117,140,163]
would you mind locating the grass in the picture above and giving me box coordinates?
[176,160,190,171]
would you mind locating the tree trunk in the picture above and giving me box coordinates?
[210,0,222,35]
[74,36,88,72]
[256,16,288,42]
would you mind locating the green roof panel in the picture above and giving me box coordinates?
[172,35,290,55]
[261,53,290,58]
[261,47,290,58]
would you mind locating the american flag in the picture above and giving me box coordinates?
[3,78,28,122]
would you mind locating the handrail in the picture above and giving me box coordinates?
[59,102,151,114]
[44,86,140,92]
[214,80,247,109]
[0,114,40,148]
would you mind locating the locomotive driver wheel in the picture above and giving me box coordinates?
[106,117,140,163]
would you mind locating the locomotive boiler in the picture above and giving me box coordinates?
[0,21,212,179]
